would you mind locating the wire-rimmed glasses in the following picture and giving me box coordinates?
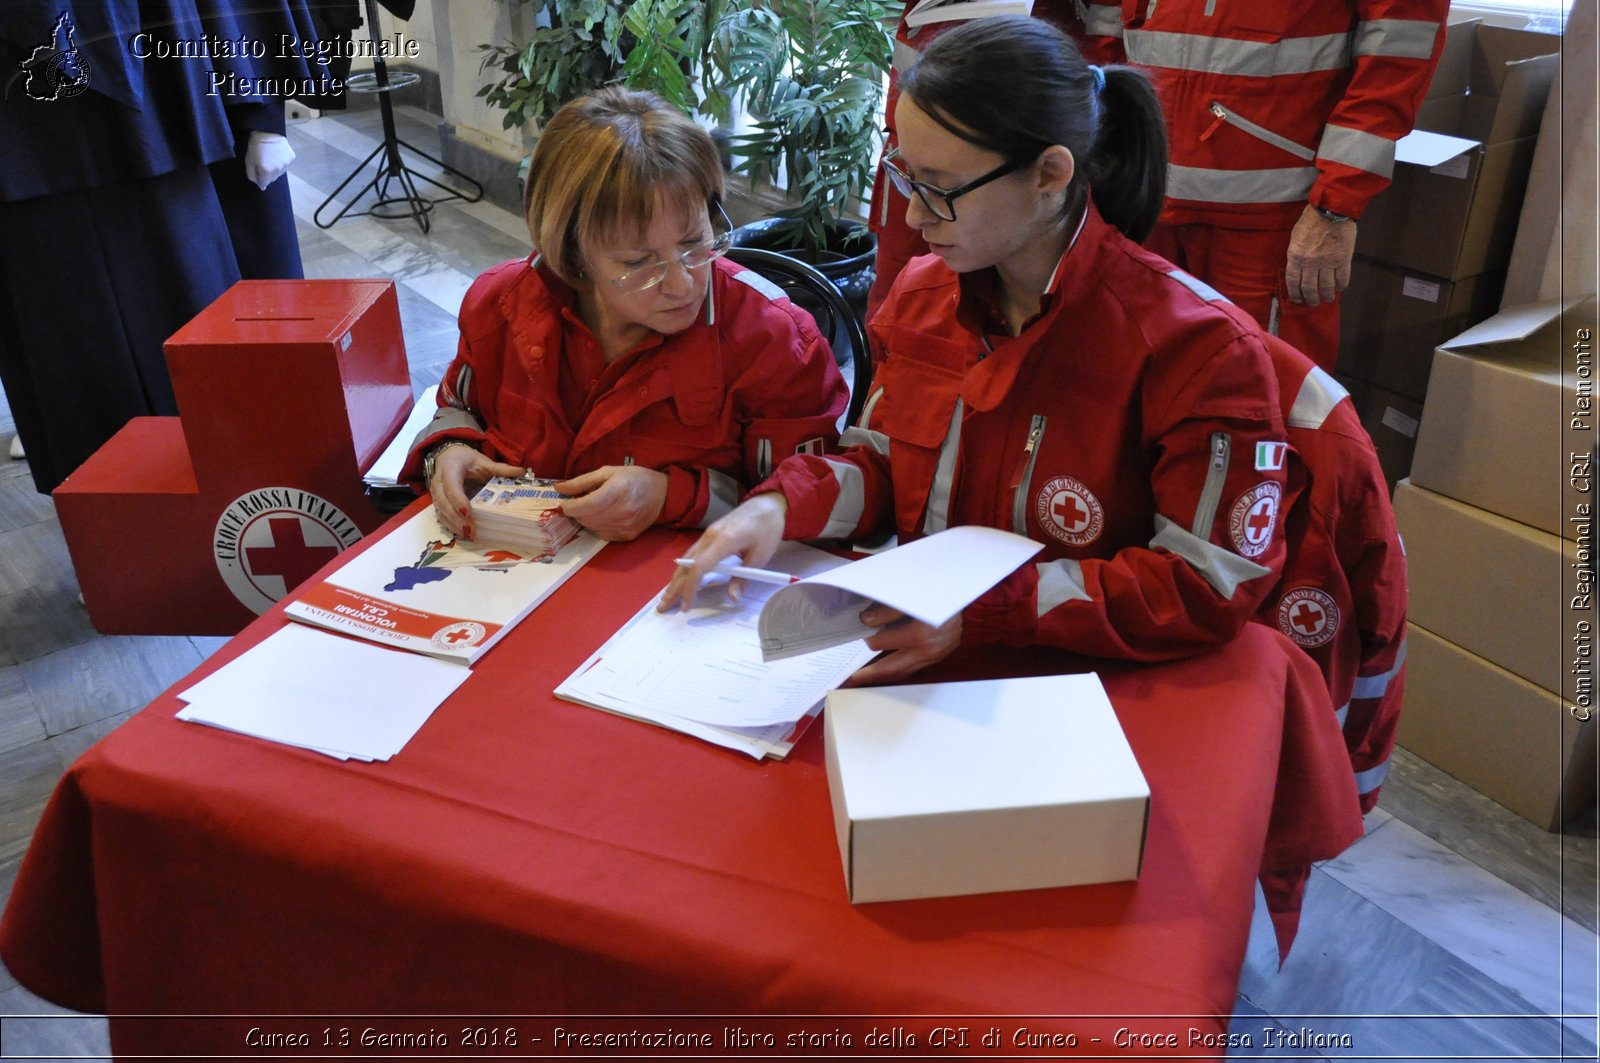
[606,201,734,294]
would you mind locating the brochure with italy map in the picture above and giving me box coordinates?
[284,505,604,664]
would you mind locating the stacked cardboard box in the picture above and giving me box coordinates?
[1338,18,1557,485]
[1394,299,1597,831]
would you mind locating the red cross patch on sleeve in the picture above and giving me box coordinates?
[1228,482,1281,559]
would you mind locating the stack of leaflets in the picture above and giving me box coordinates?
[469,476,582,559]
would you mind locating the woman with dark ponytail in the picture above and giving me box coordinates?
[664,16,1295,685]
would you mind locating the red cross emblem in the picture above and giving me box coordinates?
[1244,499,1275,545]
[1035,476,1104,546]
[1053,491,1091,534]
[245,516,340,593]
[430,620,487,652]
[1277,587,1340,648]
[1290,600,1325,635]
[1228,482,1281,559]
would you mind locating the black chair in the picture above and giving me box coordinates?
[725,247,873,429]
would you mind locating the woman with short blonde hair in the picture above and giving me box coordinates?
[406,86,846,544]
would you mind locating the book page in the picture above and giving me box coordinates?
[557,542,877,736]
[759,526,1043,661]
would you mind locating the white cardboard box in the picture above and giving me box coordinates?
[824,674,1150,903]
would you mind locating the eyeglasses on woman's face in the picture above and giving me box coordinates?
[880,147,1032,223]
[606,201,734,296]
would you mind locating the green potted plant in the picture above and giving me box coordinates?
[710,0,894,300]
[476,0,735,134]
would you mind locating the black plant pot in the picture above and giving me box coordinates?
[730,216,876,323]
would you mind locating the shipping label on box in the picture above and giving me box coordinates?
[1338,258,1504,402]
[1338,375,1422,488]
[824,674,1149,904]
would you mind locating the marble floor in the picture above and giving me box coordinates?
[0,104,1596,1062]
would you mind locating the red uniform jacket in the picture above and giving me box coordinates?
[764,204,1293,661]
[402,255,847,529]
[1081,0,1448,225]
[1260,336,1408,811]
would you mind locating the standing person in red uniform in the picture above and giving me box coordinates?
[1078,0,1448,369]
[664,16,1296,684]
[865,1,1086,324]
[403,87,847,543]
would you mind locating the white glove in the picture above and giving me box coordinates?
[244,131,295,190]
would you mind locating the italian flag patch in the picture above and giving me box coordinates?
[1255,441,1287,471]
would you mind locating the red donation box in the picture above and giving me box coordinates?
[55,280,415,635]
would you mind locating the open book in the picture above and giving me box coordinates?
[905,0,1036,28]
[756,525,1043,661]
[284,505,603,664]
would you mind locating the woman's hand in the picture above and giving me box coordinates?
[556,466,669,542]
[844,605,962,687]
[428,444,526,539]
[657,493,789,613]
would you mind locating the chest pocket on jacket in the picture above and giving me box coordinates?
[874,350,965,535]
[1212,2,1289,39]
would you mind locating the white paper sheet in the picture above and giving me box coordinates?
[1393,128,1479,167]
[757,525,1044,661]
[556,542,878,754]
[362,391,439,487]
[176,624,471,761]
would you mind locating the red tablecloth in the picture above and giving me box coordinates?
[0,517,1361,1059]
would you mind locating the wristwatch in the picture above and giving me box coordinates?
[1314,206,1354,224]
[423,440,475,485]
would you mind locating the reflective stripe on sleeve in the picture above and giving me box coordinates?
[701,469,741,527]
[410,406,483,451]
[446,363,474,405]
[1167,268,1229,304]
[1124,29,1351,77]
[839,425,891,456]
[1287,366,1350,430]
[1351,638,1408,700]
[1080,1,1124,37]
[1317,124,1397,179]
[1354,19,1441,60]
[922,400,964,536]
[1354,757,1391,795]
[730,268,786,303]
[1167,164,1318,204]
[892,37,919,75]
[1036,559,1092,616]
[817,458,867,540]
[1150,515,1272,600]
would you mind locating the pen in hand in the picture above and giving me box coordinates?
[673,557,801,586]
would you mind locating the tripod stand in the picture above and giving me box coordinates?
[313,0,483,235]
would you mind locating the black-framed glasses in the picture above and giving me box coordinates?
[881,148,1032,222]
[606,201,734,295]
